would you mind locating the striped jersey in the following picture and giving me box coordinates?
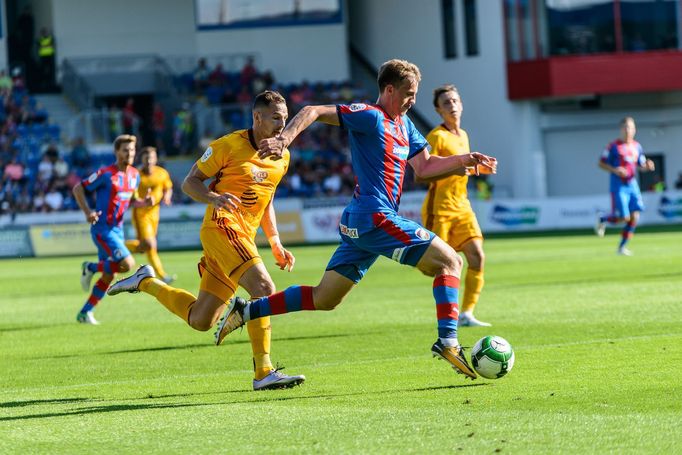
[197,128,289,236]
[600,139,646,192]
[336,103,428,214]
[81,164,140,228]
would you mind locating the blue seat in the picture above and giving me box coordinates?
[29,123,46,138]
[17,124,29,137]
[48,124,60,140]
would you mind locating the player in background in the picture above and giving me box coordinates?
[125,146,175,283]
[73,134,153,324]
[108,91,305,391]
[214,59,496,380]
[595,116,655,256]
[420,85,491,327]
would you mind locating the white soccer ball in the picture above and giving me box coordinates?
[471,335,515,379]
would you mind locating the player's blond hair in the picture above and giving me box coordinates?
[113,134,137,151]
[432,84,460,108]
[377,59,422,91]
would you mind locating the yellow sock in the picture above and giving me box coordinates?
[146,248,167,278]
[461,267,484,314]
[139,277,196,323]
[125,239,140,252]
[247,316,272,380]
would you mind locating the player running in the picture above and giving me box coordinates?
[107,91,305,391]
[125,146,175,283]
[73,134,153,325]
[214,59,496,380]
[420,85,491,327]
[595,116,655,256]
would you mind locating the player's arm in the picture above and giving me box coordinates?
[260,197,295,272]
[258,105,339,160]
[130,188,155,208]
[409,147,497,180]
[72,182,100,224]
[598,152,628,178]
[162,187,173,205]
[181,163,240,211]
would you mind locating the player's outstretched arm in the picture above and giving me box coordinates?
[258,105,339,160]
[72,182,100,224]
[410,148,497,181]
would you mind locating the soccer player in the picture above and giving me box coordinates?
[73,134,153,325]
[420,85,491,327]
[215,59,496,380]
[595,116,655,255]
[125,146,175,283]
[107,91,305,391]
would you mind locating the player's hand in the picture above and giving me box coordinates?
[271,242,295,272]
[144,188,155,207]
[644,159,655,171]
[614,166,629,178]
[163,195,172,206]
[257,136,287,161]
[468,152,497,175]
[86,210,101,224]
[210,192,240,212]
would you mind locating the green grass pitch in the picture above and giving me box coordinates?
[1,231,681,453]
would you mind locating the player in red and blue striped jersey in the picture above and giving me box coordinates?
[72,134,153,324]
[215,59,497,380]
[595,117,655,256]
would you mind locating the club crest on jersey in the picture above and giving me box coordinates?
[200,147,213,163]
[251,166,268,183]
[349,103,367,112]
[415,228,430,241]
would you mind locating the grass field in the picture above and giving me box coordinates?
[1,231,681,453]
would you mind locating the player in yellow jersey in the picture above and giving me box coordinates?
[125,146,175,283]
[421,84,492,327]
[108,91,305,390]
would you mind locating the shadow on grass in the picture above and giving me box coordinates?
[0,324,71,333]
[0,397,91,408]
[32,332,368,359]
[0,382,488,421]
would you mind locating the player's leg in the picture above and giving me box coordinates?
[618,189,643,255]
[124,210,143,252]
[239,263,306,389]
[78,228,133,324]
[459,238,490,327]
[214,237,365,344]
[142,212,172,281]
[596,191,627,236]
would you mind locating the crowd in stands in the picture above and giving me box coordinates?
[0,56,435,218]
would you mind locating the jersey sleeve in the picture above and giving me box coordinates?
[426,130,444,158]
[196,140,225,178]
[406,117,429,160]
[81,168,107,192]
[600,143,616,165]
[163,169,173,190]
[636,143,646,166]
[336,104,379,133]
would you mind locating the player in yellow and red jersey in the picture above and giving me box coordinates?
[421,84,492,327]
[125,146,175,283]
[108,91,305,390]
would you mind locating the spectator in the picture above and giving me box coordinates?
[37,149,56,183]
[44,182,64,212]
[122,98,136,134]
[33,188,46,212]
[4,155,25,183]
[70,137,91,173]
[240,56,257,88]
[193,57,210,93]
[208,63,226,86]
[37,27,57,92]
[0,71,12,93]
[675,172,682,190]
[152,102,166,154]
[15,186,32,212]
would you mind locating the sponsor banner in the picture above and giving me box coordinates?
[29,224,97,257]
[301,206,344,242]
[124,220,204,250]
[254,211,305,245]
[0,227,33,258]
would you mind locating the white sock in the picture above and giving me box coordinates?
[440,337,459,348]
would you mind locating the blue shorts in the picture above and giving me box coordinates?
[91,226,130,262]
[610,187,644,219]
[326,209,435,283]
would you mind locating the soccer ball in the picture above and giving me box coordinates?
[471,335,515,379]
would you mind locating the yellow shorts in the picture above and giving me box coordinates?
[424,211,482,251]
[132,208,159,240]
[198,219,262,302]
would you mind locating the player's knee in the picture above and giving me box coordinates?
[251,279,276,298]
[118,257,135,273]
[440,250,463,276]
[312,286,342,311]
[189,318,213,332]
[470,249,485,269]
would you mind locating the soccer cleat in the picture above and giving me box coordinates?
[594,214,606,238]
[253,367,306,391]
[106,265,156,295]
[80,261,95,292]
[458,313,492,328]
[431,339,477,380]
[76,311,99,325]
[161,274,177,284]
[617,247,633,256]
[214,297,247,345]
